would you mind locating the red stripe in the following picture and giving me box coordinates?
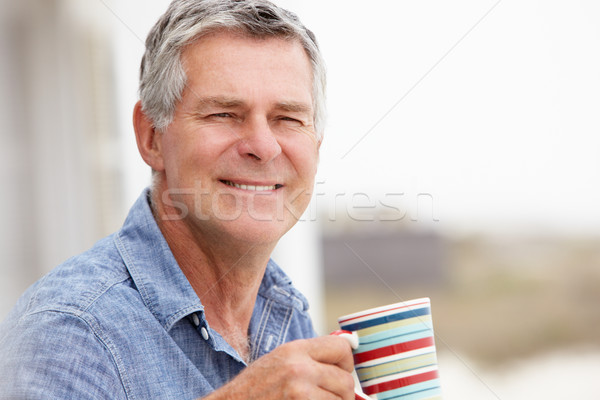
[338,301,430,324]
[363,370,439,395]
[353,337,434,364]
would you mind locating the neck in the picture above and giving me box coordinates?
[150,186,276,361]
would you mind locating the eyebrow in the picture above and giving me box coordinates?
[194,96,245,111]
[193,96,313,115]
[275,101,313,115]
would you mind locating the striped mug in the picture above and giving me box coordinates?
[335,298,442,400]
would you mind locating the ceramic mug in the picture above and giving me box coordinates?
[333,298,442,400]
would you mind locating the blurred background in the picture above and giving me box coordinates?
[1,0,599,398]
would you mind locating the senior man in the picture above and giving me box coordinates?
[0,1,355,399]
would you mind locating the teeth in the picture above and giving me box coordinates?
[224,181,278,191]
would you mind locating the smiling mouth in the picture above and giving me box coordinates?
[221,180,283,191]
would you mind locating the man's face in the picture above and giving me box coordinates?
[155,32,320,246]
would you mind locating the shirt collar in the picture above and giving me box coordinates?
[260,259,310,313]
[114,189,203,331]
[114,188,308,331]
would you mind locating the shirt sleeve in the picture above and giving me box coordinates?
[0,310,128,399]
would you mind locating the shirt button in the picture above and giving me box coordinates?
[200,326,209,341]
[192,314,200,327]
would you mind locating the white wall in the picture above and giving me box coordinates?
[0,0,123,317]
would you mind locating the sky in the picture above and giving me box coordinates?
[104,0,600,235]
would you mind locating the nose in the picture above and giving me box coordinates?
[237,117,282,163]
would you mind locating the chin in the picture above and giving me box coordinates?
[227,216,296,246]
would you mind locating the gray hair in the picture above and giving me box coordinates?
[139,0,326,141]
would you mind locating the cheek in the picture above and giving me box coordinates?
[283,137,320,178]
[298,149,320,182]
[161,137,204,187]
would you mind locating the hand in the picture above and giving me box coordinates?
[203,335,355,400]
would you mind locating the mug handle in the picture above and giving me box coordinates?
[330,330,373,400]
[330,329,359,349]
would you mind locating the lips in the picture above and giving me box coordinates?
[220,180,283,191]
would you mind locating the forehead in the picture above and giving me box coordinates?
[180,31,313,105]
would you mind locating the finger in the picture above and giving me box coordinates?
[305,336,354,372]
[306,386,348,400]
[316,363,356,400]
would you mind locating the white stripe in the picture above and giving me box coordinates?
[355,346,436,368]
[338,298,429,325]
[360,365,439,388]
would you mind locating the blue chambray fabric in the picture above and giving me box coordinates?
[0,189,316,399]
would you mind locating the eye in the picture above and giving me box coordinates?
[279,116,302,124]
[211,112,232,118]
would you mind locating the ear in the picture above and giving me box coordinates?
[133,101,165,171]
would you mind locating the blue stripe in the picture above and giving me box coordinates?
[340,307,430,331]
[373,379,442,400]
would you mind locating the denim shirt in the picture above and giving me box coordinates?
[0,190,316,399]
